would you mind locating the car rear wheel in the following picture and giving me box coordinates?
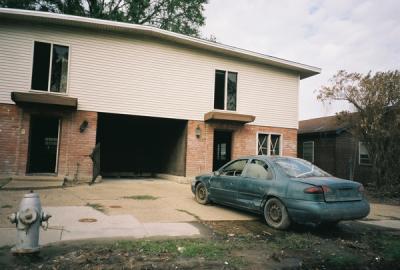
[195,182,209,205]
[264,198,290,230]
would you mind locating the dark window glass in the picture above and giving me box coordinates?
[214,70,225,109]
[227,72,237,111]
[50,44,69,93]
[31,42,51,91]
[258,134,268,155]
[270,134,280,155]
[220,159,248,176]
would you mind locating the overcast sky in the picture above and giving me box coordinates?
[201,0,400,120]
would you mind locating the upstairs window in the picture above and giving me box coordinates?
[213,70,237,111]
[303,141,314,163]
[258,133,282,156]
[359,142,371,165]
[31,41,69,93]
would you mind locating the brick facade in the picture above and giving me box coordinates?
[0,103,97,181]
[1,103,298,181]
[186,120,297,177]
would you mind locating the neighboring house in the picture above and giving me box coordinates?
[298,115,373,183]
[0,8,320,182]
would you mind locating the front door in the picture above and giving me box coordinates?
[213,131,232,171]
[27,116,60,173]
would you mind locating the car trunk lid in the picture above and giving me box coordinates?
[295,177,363,202]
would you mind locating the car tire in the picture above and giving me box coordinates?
[195,182,209,205]
[264,198,290,230]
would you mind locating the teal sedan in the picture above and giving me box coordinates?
[191,156,370,230]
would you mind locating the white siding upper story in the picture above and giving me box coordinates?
[0,18,309,129]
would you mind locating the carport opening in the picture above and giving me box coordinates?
[97,113,187,178]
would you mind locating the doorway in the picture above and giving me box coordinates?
[27,116,60,174]
[213,130,232,171]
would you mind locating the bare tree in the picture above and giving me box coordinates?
[317,70,400,193]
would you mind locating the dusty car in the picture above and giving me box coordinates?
[192,156,370,230]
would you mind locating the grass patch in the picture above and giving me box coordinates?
[272,232,317,250]
[116,239,228,260]
[1,204,12,209]
[379,236,400,261]
[324,253,362,269]
[122,195,158,200]
[86,203,105,213]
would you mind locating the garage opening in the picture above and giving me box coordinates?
[97,113,187,178]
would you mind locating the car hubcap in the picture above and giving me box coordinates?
[269,203,282,223]
[198,187,206,200]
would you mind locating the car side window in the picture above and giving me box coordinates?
[244,159,273,180]
[220,159,248,177]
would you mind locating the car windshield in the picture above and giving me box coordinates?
[273,157,331,178]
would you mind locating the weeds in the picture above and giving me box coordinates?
[116,239,228,260]
[176,209,201,221]
[122,195,158,200]
[86,203,105,213]
[1,205,12,209]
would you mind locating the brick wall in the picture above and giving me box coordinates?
[0,103,97,181]
[0,104,20,176]
[185,120,297,177]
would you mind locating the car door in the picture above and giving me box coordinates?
[209,159,248,205]
[237,159,274,211]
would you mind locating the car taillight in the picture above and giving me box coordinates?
[304,185,331,194]
[358,185,365,193]
[321,185,332,193]
[304,186,323,194]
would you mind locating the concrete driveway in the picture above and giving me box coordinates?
[0,179,256,247]
[1,179,254,226]
[1,178,399,247]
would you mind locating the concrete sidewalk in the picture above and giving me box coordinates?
[0,206,200,247]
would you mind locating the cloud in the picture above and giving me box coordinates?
[201,0,400,119]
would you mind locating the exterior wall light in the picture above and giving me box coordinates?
[195,125,201,138]
[79,120,89,133]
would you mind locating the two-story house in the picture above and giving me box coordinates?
[0,8,320,182]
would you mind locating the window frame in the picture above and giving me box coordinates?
[358,141,372,166]
[256,132,283,156]
[302,141,315,163]
[30,40,71,95]
[213,69,238,111]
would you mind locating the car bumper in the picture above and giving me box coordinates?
[284,198,370,224]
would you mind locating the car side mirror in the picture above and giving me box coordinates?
[214,171,220,176]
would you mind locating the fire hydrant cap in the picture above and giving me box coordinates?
[19,208,38,225]
[23,193,39,198]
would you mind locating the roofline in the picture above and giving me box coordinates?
[0,8,321,79]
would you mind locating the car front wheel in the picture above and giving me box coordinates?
[264,198,290,230]
[195,182,209,205]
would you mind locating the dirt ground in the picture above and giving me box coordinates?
[1,219,399,270]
